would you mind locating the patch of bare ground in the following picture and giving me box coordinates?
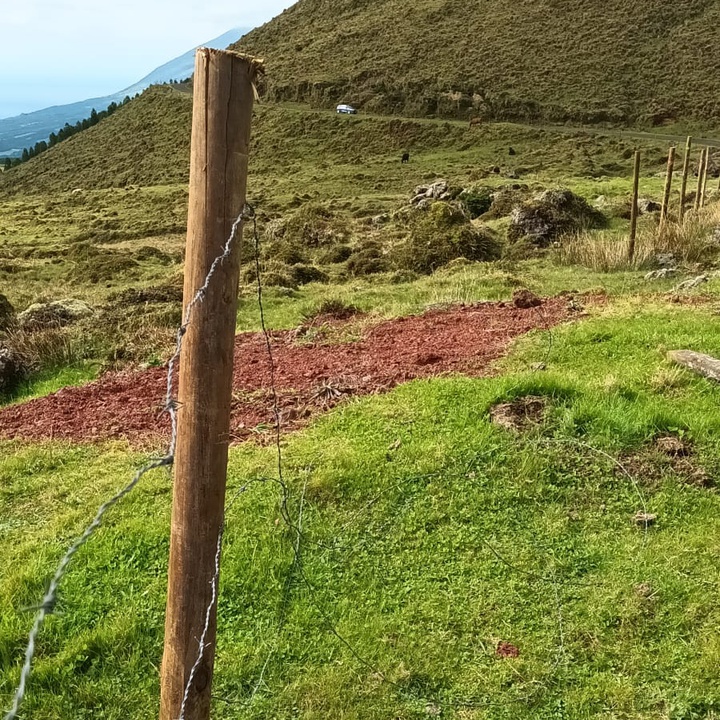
[0,297,591,445]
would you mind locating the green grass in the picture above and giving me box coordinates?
[4,301,720,718]
[0,363,100,408]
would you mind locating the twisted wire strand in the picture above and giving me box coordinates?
[3,209,248,720]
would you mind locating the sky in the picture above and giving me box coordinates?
[0,0,296,118]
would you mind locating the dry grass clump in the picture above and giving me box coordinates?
[557,203,720,272]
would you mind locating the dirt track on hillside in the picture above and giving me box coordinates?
[0,298,584,446]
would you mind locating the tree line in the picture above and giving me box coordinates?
[2,94,136,171]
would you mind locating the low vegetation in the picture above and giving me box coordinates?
[236,0,720,126]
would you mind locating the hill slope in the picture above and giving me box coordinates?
[0,28,248,157]
[234,0,720,125]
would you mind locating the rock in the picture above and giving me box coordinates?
[0,345,24,394]
[633,511,657,527]
[638,198,661,214]
[410,180,448,203]
[654,253,676,268]
[0,293,16,331]
[17,299,94,331]
[415,197,435,210]
[645,268,678,280]
[428,180,449,198]
[672,275,708,291]
[512,289,542,308]
[508,188,606,246]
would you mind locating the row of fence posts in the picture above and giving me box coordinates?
[628,137,716,263]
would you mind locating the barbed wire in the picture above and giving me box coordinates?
[3,208,249,720]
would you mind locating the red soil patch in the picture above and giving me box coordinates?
[0,299,580,446]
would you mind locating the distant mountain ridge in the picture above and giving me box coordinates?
[0,28,249,157]
[233,0,720,126]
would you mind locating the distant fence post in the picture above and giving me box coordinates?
[159,48,260,720]
[679,136,692,223]
[659,145,676,232]
[628,150,641,263]
[700,147,710,208]
[694,148,706,211]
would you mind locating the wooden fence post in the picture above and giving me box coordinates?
[700,147,710,208]
[659,145,676,232]
[694,148,706,211]
[679,136,692,223]
[628,150,641,263]
[159,48,261,720]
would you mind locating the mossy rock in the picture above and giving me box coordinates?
[17,299,94,331]
[395,201,501,274]
[508,188,607,246]
[484,185,533,219]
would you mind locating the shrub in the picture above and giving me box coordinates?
[346,240,391,276]
[317,244,353,264]
[395,202,501,274]
[459,186,494,218]
[268,240,308,265]
[291,264,329,285]
[302,299,361,322]
[508,188,607,246]
[0,293,16,331]
[556,203,720,271]
[267,203,351,248]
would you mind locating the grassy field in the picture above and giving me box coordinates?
[3,301,720,717]
[2,84,720,718]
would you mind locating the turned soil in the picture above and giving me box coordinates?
[0,298,582,446]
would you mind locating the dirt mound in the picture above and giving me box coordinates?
[0,299,579,445]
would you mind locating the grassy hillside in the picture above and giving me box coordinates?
[0,84,675,200]
[0,87,194,196]
[235,0,720,125]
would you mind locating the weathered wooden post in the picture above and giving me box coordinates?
[659,145,676,232]
[700,147,710,208]
[159,48,261,720]
[628,150,641,263]
[679,136,692,223]
[694,148,706,211]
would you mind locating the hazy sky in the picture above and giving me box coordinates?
[0,1,295,118]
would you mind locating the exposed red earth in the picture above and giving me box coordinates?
[0,298,586,446]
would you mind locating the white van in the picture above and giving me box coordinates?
[336,104,357,114]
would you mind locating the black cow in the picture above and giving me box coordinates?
[401,152,410,163]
